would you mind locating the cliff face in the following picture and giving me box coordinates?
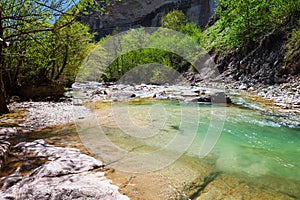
[82,0,215,39]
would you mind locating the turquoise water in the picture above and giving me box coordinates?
[80,100,300,197]
[188,104,300,180]
[111,101,300,180]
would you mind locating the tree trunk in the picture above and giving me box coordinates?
[55,44,68,80]
[0,70,9,114]
[0,7,9,114]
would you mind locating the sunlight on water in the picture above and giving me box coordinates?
[86,99,300,196]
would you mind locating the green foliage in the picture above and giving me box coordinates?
[0,0,108,90]
[162,10,187,31]
[0,0,112,113]
[161,10,202,42]
[284,20,300,73]
[92,20,204,83]
[204,0,300,52]
[102,48,186,83]
[180,22,203,44]
[2,20,93,88]
[83,11,206,83]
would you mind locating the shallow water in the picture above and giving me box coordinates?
[76,99,300,197]
[4,98,299,198]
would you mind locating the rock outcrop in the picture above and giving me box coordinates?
[214,30,288,85]
[81,0,215,39]
[0,140,129,200]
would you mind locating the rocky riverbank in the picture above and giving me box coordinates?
[0,101,128,199]
[70,82,232,104]
[225,74,300,127]
[228,75,300,109]
[0,77,299,199]
[69,77,300,127]
[0,139,129,200]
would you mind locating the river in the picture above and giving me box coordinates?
[74,98,300,199]
[3,85,299,199]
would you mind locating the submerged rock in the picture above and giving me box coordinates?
[179,171,296,200]
[194,173,296,200]
[0,140,129,200]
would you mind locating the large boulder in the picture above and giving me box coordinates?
[0,140,128,200]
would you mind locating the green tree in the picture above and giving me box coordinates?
[41,19,93,86]
[162,10,187,31]
[204,0,300,52]
[82,10,203,83]
[0,0,110,114]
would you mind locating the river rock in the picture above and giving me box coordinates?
[0,127,19,140]
[8,102,93,130]
[111,92,137,101]
[0,140,129,200]
[74,82,233,105]
[0,140,10,170]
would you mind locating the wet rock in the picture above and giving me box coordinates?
[227,75,300,127]
[183,93,232,104]
[153,91,167,99]
[92,88,108,96]
[211,92,232,104]
[73,99,83,106]
[180,91,199,97]
[1,172,23,191]
[195,96,211,103]
[0,140,129,200]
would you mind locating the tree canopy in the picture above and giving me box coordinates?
[0,0,112,114]
[203,0,300,52]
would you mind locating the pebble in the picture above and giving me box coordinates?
[8,101,93,131]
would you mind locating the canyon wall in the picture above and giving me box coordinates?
[81,0,215,39]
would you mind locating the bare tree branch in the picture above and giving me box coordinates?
[4,18,76,40]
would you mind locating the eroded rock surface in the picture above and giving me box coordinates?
[81,0,215,39]
[0,140,128,200]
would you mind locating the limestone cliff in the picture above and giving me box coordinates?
[81,0,215,39]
